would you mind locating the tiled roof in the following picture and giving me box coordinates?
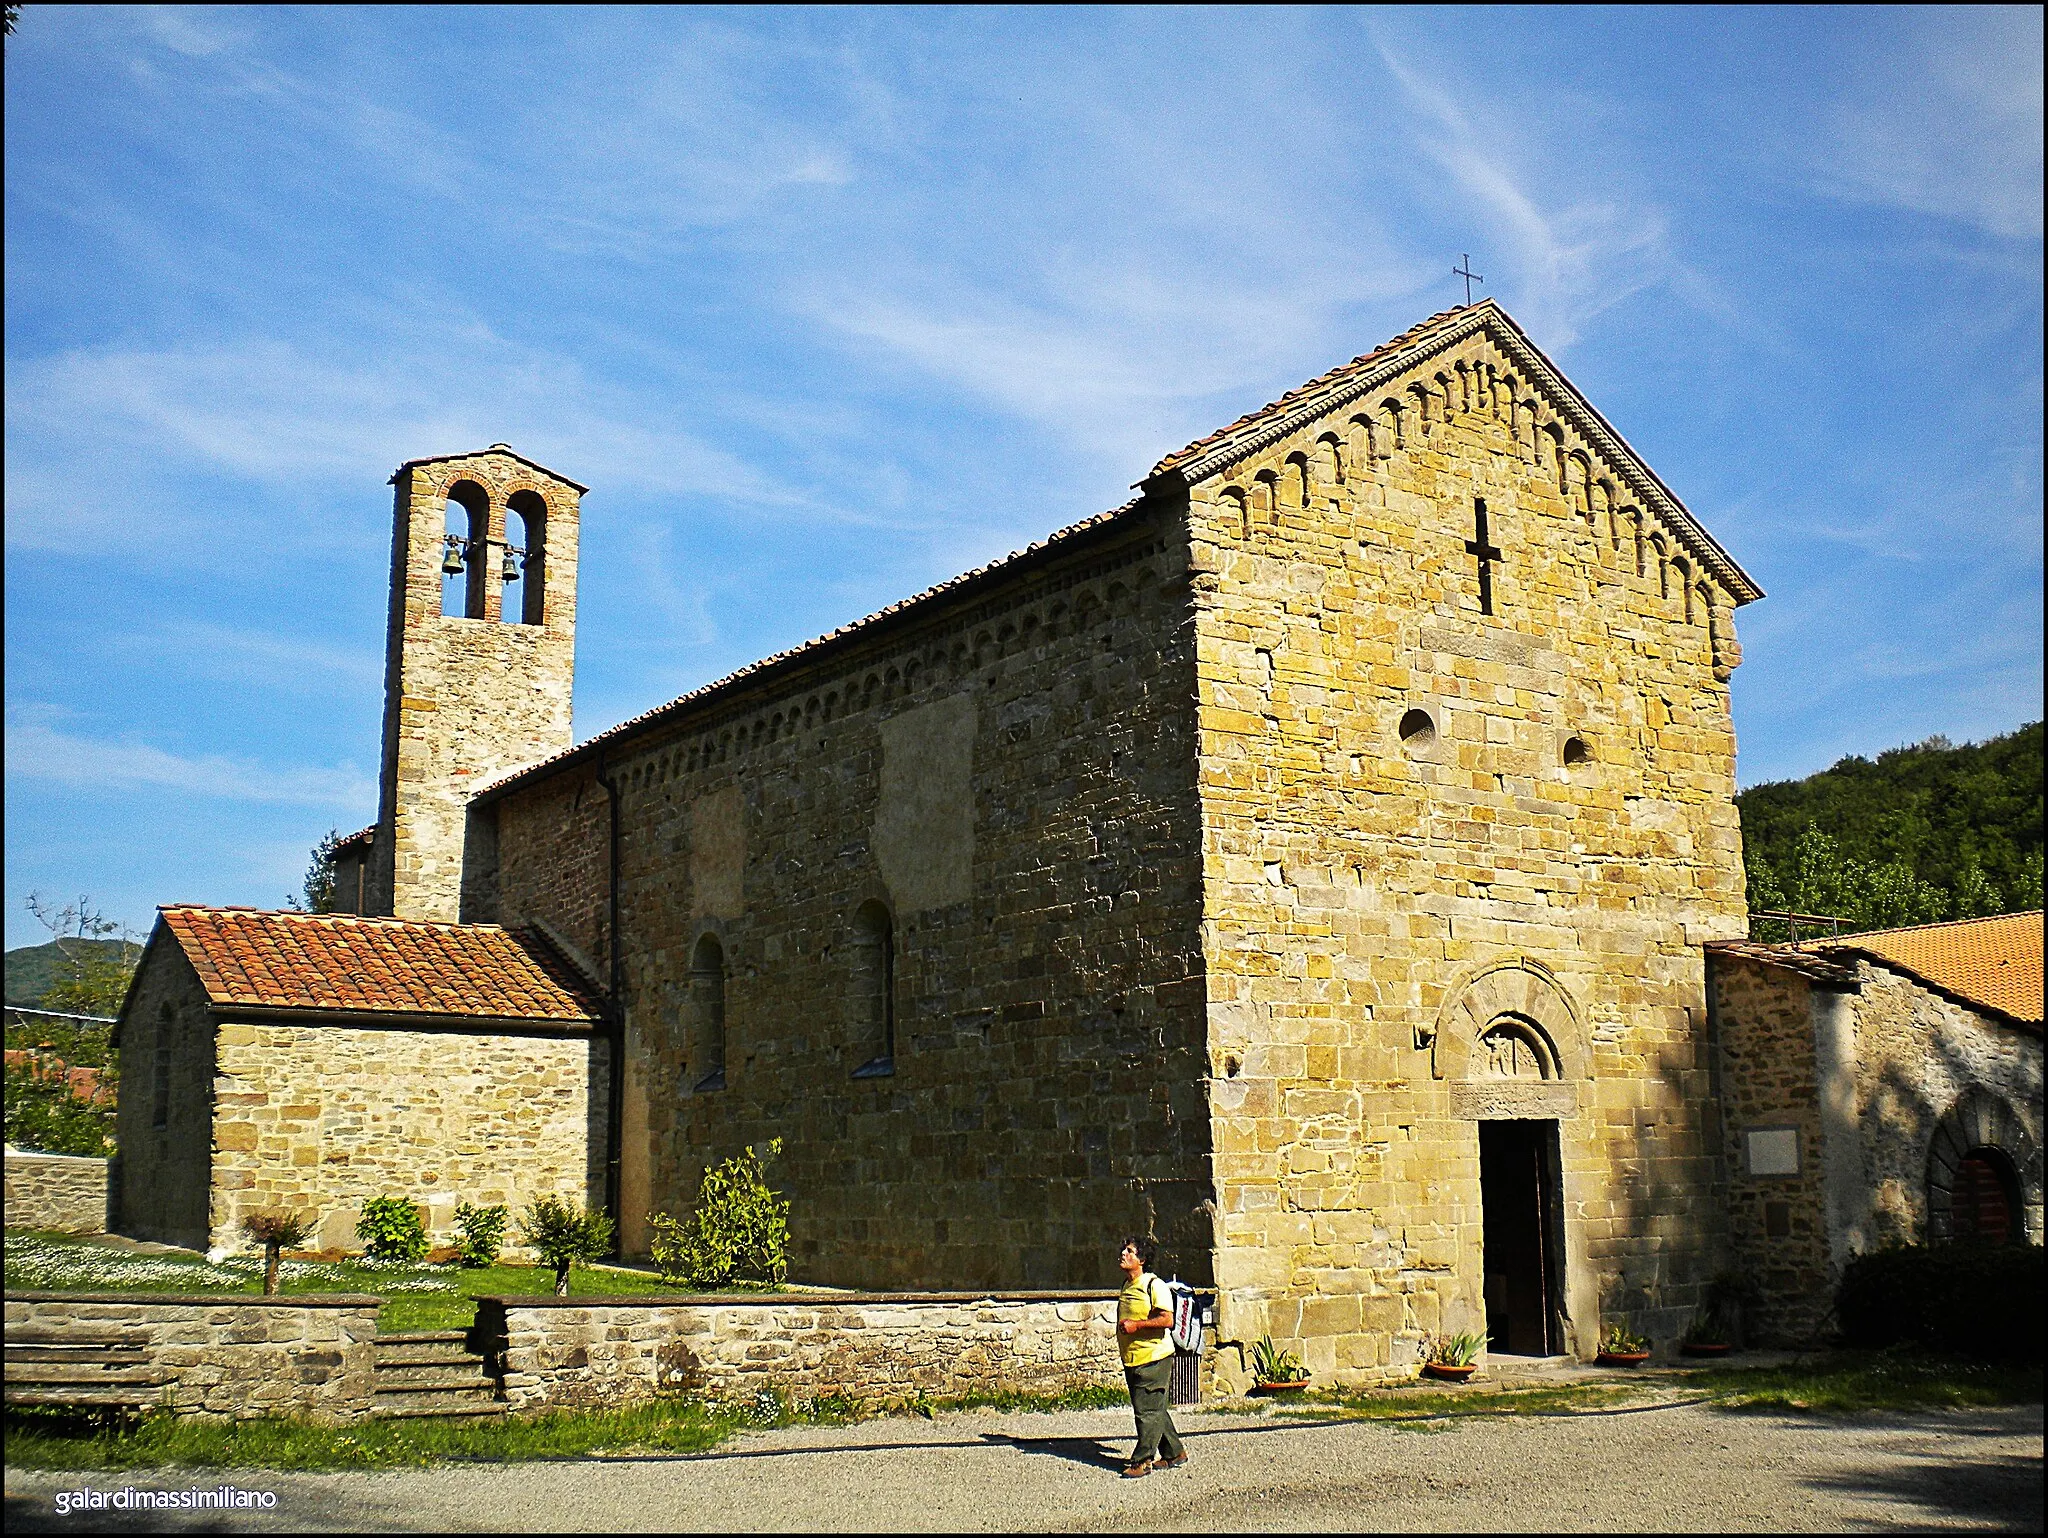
[1149,304,1474,477]
[1704,939,1858,987]
[330,824,375,854]
[1807,912,2044,1027]
[155,906,606,1024]
[474,497,1146,803]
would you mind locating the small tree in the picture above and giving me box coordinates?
[287,829,345,914]
[454,1201,509,1268]
[244,1210,317,1296]
[520,1194,613,1296]
[356,1196,429,1264]
[650,1139,791,1288]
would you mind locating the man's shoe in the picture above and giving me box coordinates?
[1156,1453,1189,1470]
[1121,1461,1152,1478]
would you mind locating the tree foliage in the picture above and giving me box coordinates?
[520,1194,614,1295]
[1740,722,2043,935]
[650,1139,791,1289]
[288,829,346,914]
[3,1057,114,1156]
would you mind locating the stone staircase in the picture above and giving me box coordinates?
[3,1329,174,1412]
[371,1331,504,1419]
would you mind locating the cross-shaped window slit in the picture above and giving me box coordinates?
[1465,499,1503,616]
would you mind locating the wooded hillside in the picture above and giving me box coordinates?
[1739,721,2043,932]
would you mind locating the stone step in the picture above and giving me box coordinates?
[3,1363,174,1387]
[373,1365,497,1392]
[4,1383,172,1409]
[371,1391,507,1420]
[7,1346,155,1367]
[374,1331,472,1346]
[374,1345,485,1367]
[6,1334,154,1354]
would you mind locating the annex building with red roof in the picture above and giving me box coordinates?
[111,300,2038,1379]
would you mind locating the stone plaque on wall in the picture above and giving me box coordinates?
[1449,1079,1578,1120]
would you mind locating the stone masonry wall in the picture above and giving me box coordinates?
[1709,952,1833,1343]
[113,938,217,1251]
[209,1021,609,1257]
[1851,961,2044,1248]
[5,1293,380,1420]
[472,1291,1123,1411]
[1183,313,1749,1378]
[4,1151,108,1234]
[373,449,581,924]
[494,510,1215,1291]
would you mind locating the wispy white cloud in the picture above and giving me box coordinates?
[6,708,375,811]
[1368,34,1670,348]
[1818,8,2043,241]
[124,623,383,691]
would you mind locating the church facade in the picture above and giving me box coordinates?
[123,301,1790,1379]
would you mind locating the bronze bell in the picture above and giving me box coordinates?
[441,540,465,577]
[501,545,521,584]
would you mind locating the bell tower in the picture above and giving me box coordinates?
[367,445,584,922]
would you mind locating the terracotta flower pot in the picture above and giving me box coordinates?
[1253,1379,1310,1396]
[1595,1350,1651,1367]
[1422,1363,1477,1382]
[1680,1342,1730,1358]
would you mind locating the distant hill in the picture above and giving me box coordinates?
[4,938,141,1012]
[1738,721,2044,919]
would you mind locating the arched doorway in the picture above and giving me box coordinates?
[1950,1148,2021,1246]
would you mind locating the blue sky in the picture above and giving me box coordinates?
[5,5,2042,950]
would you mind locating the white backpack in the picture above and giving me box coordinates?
[1165,1278,1204,1355]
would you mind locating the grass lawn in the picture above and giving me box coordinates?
[1258,1351,2042,1424]
[3,1229,737,1332]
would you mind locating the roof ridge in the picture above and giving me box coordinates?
[1803,910,2044,948]
[158,903,510,934]
[475,493,1148,801]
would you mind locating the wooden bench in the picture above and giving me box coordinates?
[4,1330,175,1413]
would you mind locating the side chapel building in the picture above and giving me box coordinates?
[114,301,2042,1378]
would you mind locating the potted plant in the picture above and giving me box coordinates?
[1250,1334,1311,1394]
[1595,1323,1651,1367]
[1420,1329,1488,1382]
[1682,1274,1751,1355]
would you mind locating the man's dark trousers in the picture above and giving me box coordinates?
[1124,1358,1184,1464]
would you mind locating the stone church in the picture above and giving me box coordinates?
[113,299,2039,1379]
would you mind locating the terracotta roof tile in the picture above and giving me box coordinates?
[1805,912,2044,1026]
[1704,939,1859,987]
[156,907,605,1023]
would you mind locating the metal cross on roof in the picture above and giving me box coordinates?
[1454,253,1484,305]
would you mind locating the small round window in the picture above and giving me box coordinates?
[1399,708,1436,748]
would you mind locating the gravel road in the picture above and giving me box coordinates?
[7,1399,2041,1533]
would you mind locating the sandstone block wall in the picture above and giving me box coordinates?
[1849,961,2044,1248]
[4,1151,109,1234]
[374,449,582,924]
[1182,315,1748,1377]
[4,1292,380,1420]
[472,1291,1124,1411]
[1709,953,1833,1343]
[208,1021,609,1257]
[492,511,1216,1291]
[113,941,217,1251]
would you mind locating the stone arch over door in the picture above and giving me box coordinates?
[1925,1088,2043,1245]
[1430,956,1590,1087]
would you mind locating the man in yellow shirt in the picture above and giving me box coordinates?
[1116,1236,1186,1477]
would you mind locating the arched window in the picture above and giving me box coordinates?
[505,490,547,625]
[687,933,726,1092]
[850,900,895,1077]
[1399,708,1436,749]
[442,482,488,618]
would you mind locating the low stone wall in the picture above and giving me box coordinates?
[473,1290,1125,1411]
[5,1150,109,1234]
[4,1293,381,1420]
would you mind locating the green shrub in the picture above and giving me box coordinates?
[519,1194,613,1296]
[1836,1244,2043,1361]
[355,1197,428,1264]
[453,1202,508,1269]
[3,1058,114,1157]
[649,1138,790,1288]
